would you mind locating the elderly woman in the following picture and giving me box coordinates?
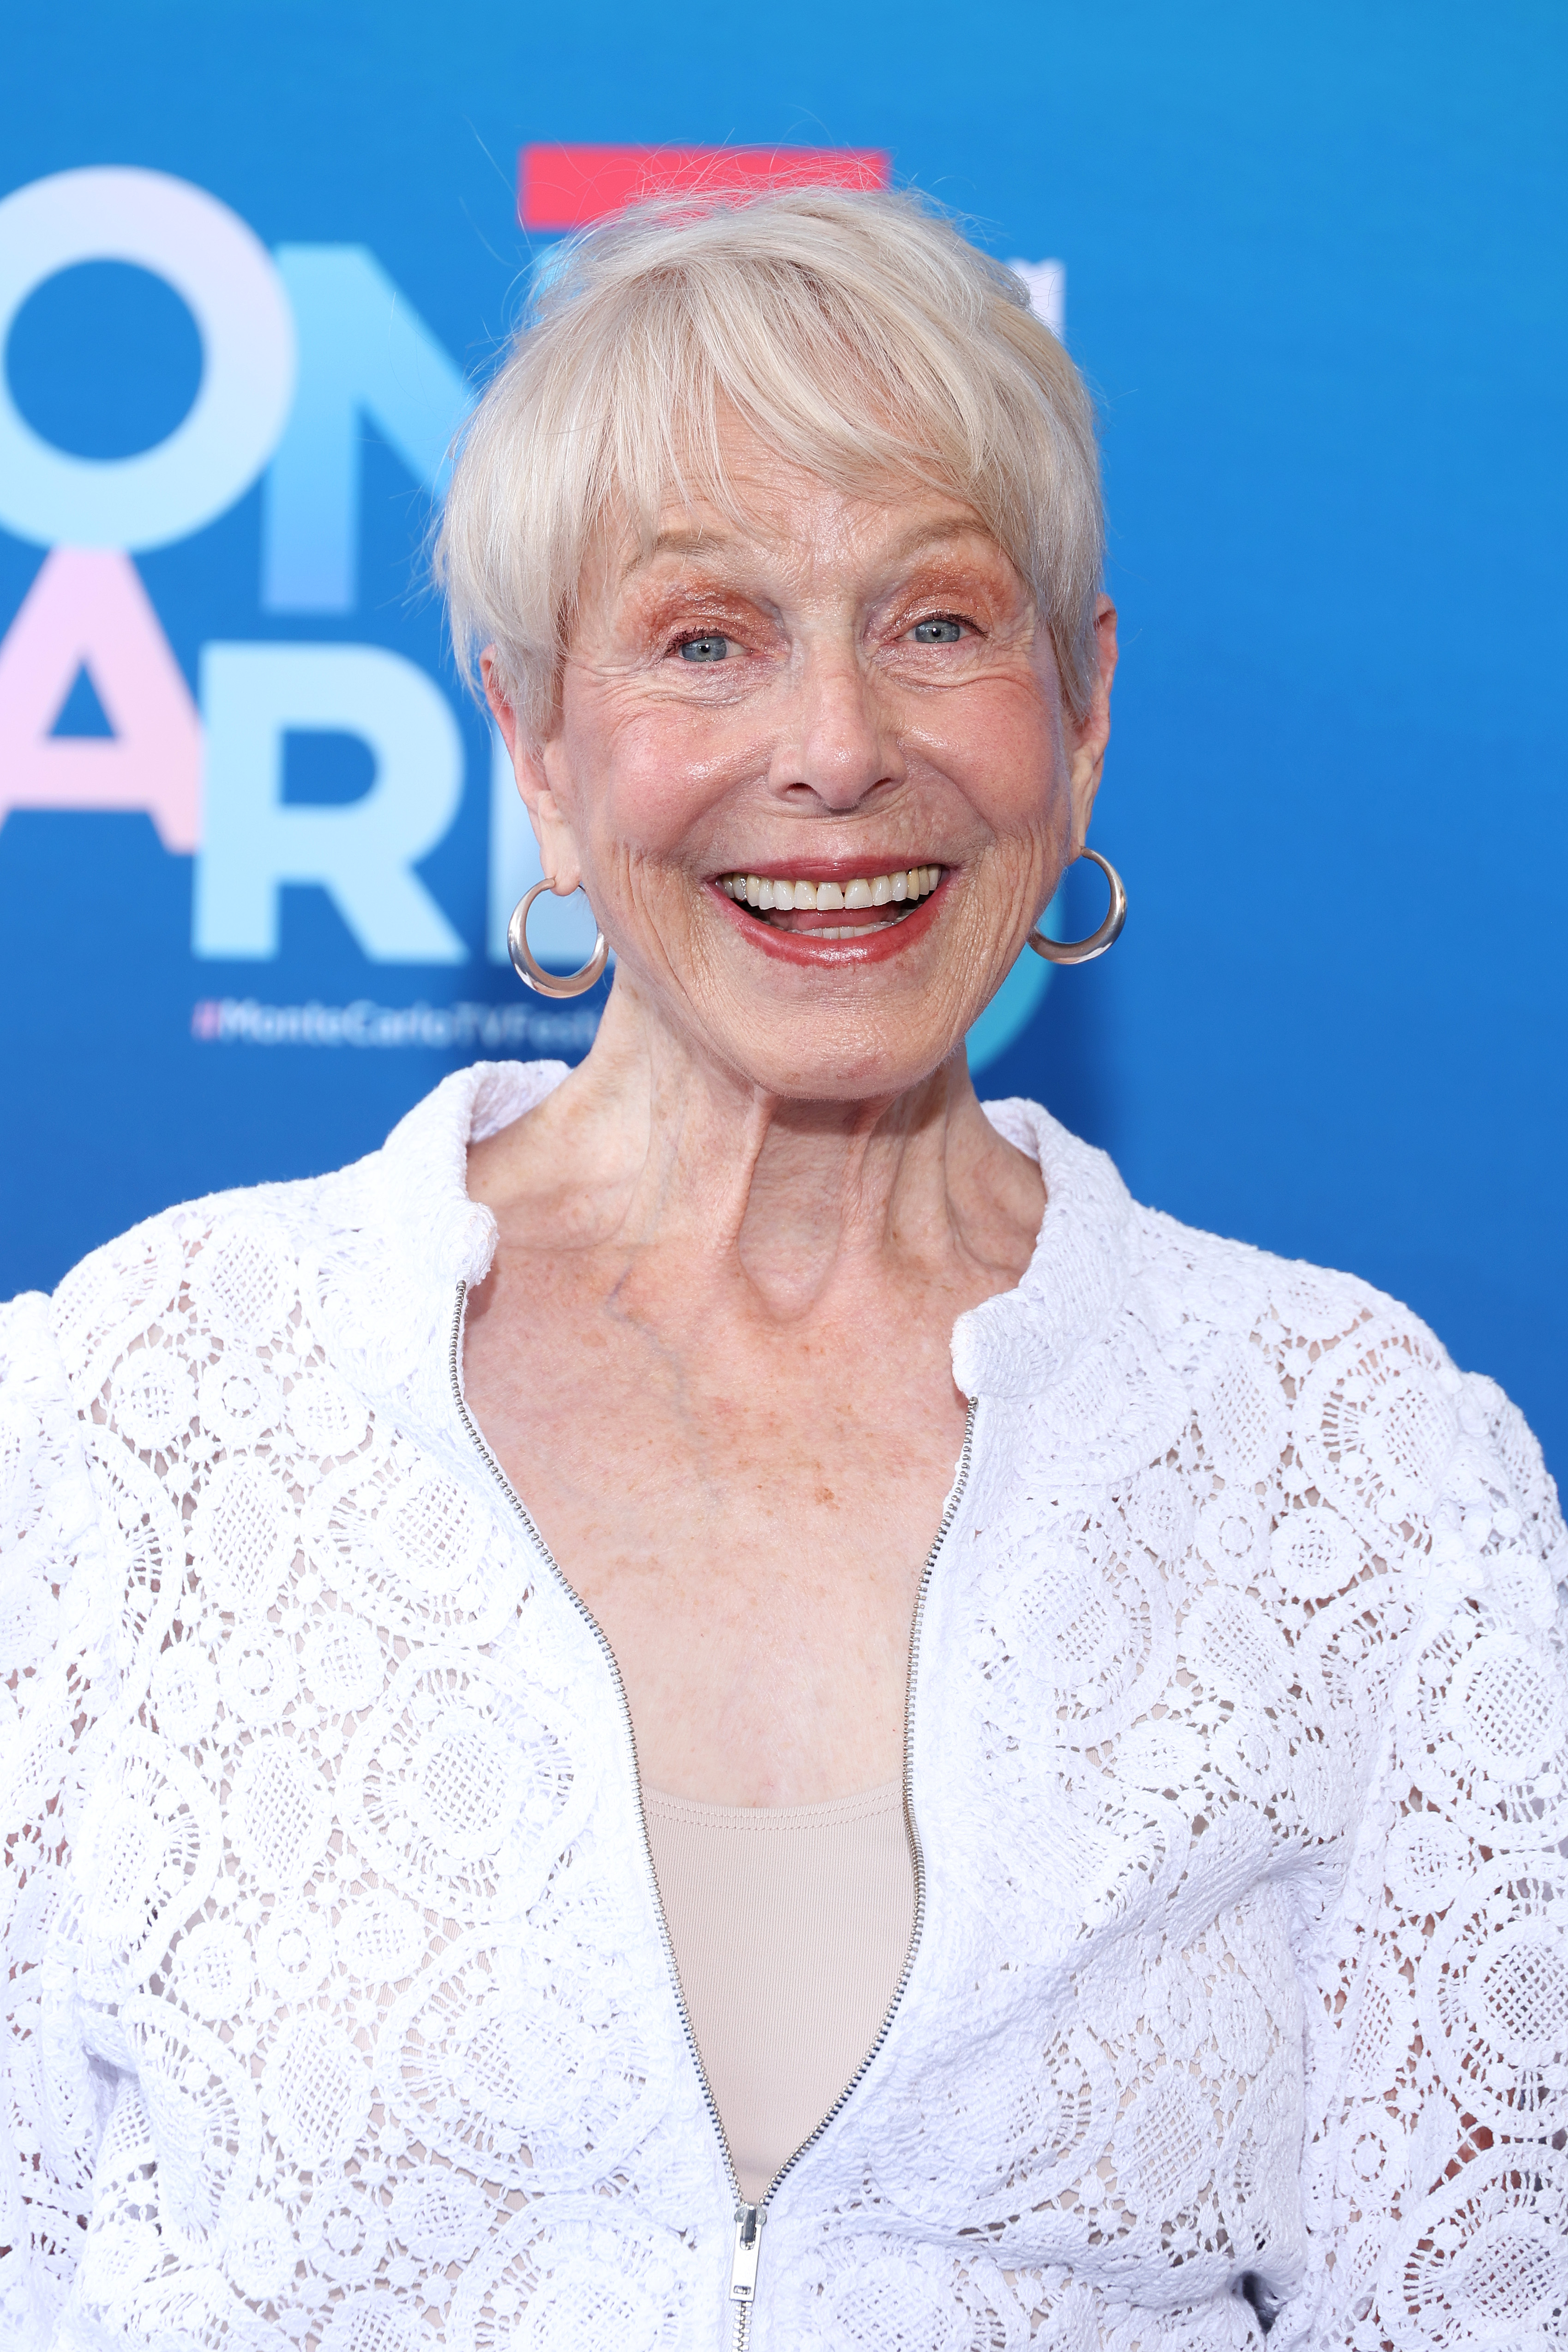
[3,188,1564,2352]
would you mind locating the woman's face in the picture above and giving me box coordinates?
[492,426,1116,1100]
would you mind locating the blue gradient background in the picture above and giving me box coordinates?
[0,1,1563,1475]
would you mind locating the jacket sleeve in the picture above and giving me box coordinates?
[0,1292,117,2348]
[1278,1370,1568,2350]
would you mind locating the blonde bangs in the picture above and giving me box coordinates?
[437,186,1103,742]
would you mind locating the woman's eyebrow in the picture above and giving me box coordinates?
[611,522,992,602]
[621,512,994,588]
[883,515,992,559]
[620,527,738,582]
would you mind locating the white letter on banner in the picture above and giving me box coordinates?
[0,168,295,551]
[1005,259,1066,340]
[487,725,601,968]
[261,248,474,613]
[193,644,467,962]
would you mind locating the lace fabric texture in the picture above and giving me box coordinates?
[2,1059,1564,2352]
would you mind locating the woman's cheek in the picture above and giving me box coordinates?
[588,745,726,863]
[607,722,774,847]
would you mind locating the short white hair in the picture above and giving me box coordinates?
[437,185,1104,742]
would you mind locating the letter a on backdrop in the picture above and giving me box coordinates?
[0,547,202,850]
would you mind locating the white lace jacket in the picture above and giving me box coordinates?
[3,1060,1565,2352]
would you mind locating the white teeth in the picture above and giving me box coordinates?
[717,865,943,910]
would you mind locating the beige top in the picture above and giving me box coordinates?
[643,1782,917,2202]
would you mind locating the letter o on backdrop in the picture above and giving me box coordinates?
[0,167,296,550]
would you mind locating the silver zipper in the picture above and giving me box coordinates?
[728,2201,766,2306]
[727,1393,976,2348]
[449,1285,975,2352]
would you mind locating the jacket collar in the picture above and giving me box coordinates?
[378,1056,568,1291]
[954,1096,1135,1397]
[372,1062,1134,1405]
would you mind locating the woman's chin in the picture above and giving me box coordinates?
[690,1000,969,1104]
[606,877,1006,1098]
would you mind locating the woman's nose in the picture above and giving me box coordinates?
[767,648,904,810]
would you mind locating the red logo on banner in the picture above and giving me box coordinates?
[518,145,891,232]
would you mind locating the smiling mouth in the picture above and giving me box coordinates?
[716,864,944,940]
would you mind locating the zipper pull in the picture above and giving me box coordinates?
[729,2203,766,2302]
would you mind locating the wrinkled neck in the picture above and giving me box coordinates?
[728,1068,978,1316]
[474,975,1033,1320]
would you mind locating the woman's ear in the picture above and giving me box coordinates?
[481,648,583,895]
[1065,596,1118,846]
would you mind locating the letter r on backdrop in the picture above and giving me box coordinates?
[193,643,468,962]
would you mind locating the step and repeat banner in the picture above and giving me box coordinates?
[1,2,1563,1474]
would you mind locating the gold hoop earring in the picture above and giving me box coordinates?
[1026,846,1127,965]
[507,880,609,999]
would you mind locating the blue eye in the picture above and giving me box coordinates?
[912,618,965,644]
[679,634,733,662]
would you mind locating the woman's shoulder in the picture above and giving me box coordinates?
[15,1058,562,1407]
[979,1095,1564,1607]
[984,1090,1450,1384]
[1123,1194,1566,1628]
[28,1155,377,1401]
[1129,1189,1447,1387]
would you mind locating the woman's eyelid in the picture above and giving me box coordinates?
[661,603,770,652]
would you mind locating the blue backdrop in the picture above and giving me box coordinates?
[1,0,1562,1478]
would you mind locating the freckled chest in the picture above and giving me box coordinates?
[460,1237,973,1793]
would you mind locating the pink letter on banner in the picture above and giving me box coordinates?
[519,144,890,230]
[0,547,201,850]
